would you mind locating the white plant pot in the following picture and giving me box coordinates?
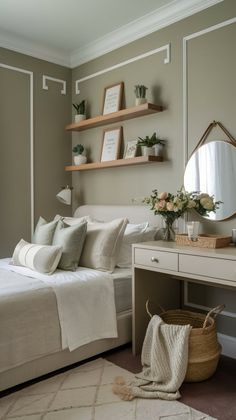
[135,98,147,106]
[140,146,155,157]
[153,143,164,157]
[74,155,87,165]
[74,114,86,123]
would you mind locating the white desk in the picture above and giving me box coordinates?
[132,241,236,354]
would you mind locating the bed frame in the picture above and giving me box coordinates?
[0,205,158,392]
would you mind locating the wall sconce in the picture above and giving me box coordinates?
[56,186,73,205]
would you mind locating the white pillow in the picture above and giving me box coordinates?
[12,239,62,274]
[79,218,128,272]
[117,223,158,268]
[116,222,149,268]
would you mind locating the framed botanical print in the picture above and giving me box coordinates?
[123,140,138,159]
[100,127,122,162]
[102,82,124,115]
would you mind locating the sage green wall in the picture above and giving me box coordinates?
[71,0,236,341]
[0,48,72,256]
[71,0,236,237]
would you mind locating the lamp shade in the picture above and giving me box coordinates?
[56,186,72,205]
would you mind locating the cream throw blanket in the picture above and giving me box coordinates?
[114,315,191,401]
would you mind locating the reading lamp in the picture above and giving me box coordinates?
[56,186,73,205]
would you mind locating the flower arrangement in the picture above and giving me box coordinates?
[144,189,221,240]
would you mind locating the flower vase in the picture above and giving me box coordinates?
[162,219,176,241]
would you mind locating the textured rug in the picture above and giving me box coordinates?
[0,358,216,420]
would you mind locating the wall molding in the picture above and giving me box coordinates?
[42,75,66,95]
[0,63,34,236]
[75,43,170,95]
[183,17,236,167]
[0,0,222,68]
[71,0,222,67]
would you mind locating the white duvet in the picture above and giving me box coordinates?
[0,258,118,371]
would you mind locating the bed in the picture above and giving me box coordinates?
[0,205,158,392]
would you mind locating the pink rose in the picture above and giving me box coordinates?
[158,192,168,200]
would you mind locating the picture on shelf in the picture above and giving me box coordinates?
[123,140,138,159]
[101,126,122,162]
[102,82,124,115]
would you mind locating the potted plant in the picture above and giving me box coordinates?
[72,143,87,165]
[73,100,86,123]
[134,85,148,106]
[138,132,165,157]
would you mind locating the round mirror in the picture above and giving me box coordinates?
[184,140,236,221]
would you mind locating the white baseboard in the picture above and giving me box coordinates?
[218,333,236,359]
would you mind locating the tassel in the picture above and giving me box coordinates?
[112,377,134,401]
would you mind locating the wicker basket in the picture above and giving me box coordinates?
[146,302,225,382]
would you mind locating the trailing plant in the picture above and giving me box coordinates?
[138,132,165,147]
[134,85,148,98]
[72,144,84,155]
[72,100,86,115]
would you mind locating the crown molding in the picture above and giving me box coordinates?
[0,29,71,67]
[0,0,222,68]
[70,0,223,68]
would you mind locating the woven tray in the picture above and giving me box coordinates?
[175,234,231,248]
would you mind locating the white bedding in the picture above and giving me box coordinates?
[0,258,118,372]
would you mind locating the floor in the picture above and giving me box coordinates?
[105,344,236,420]
[1,344,236,420]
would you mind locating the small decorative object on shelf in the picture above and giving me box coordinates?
[144,189,221,241]
[102,82,124,115]
[134,84,148,106]
[138,132,165,157]
[72,143,87,165]
[73,100,86,123]
[123,140,138,159]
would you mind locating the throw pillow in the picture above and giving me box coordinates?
[79,218,128,272]
[12,239,62,274]
[33,216,58,245]
[52,219,87,271]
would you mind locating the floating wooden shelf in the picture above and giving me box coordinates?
[65,155,163,172]
[66,103,163,132]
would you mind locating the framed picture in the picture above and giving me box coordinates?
[101,127,122,162]
[123,140,138,159]
[102,82,124,115]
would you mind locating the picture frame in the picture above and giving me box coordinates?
[123,140,138,159]
[102,82,124,115]
[100,127,122,162]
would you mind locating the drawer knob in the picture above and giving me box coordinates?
[151,257,159,263]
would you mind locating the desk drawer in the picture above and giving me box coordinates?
[134,248,178,271]
[179,254,236,282]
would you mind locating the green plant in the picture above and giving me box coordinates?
[72,144,84,155]
[138,132,165,148]
[134,85,148,98]
[72,100,86,115]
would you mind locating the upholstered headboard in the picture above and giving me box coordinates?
[73,205,160,226]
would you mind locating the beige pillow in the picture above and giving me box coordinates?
[12,239,62,274]
[116,222,149,268]
[80,218,128,272]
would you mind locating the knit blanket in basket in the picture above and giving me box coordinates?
[113,314,191,401]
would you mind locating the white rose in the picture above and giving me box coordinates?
[166,202,174,211]
[200,197,214,210]
[187,200,196,208]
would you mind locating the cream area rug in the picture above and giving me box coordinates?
[0,358,216,420]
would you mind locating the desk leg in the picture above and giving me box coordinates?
[132,268,180,355]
